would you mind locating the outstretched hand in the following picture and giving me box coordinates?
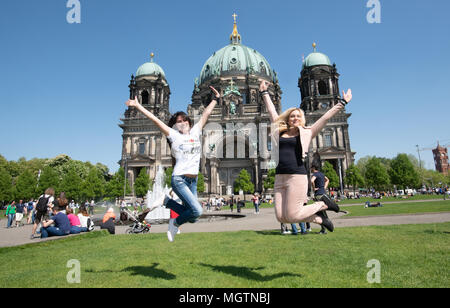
[125,96,140,107]
[209,86,220,98]
[342,89,352,104]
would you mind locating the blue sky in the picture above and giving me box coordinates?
[1,0,449,172]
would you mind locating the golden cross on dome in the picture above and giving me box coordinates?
[232,13,238,23]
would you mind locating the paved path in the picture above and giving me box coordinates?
[1,207,450,248]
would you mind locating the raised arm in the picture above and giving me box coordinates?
[324,176,330,190]
[259,80,278,123]
[197,86,220,130]
[126,96,171,136]
[310,89,352,138]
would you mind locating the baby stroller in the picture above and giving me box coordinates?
[123,208,151,234]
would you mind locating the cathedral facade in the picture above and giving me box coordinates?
[119,19,355,195]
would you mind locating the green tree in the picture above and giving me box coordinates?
[422,169,447,188]
[36,166,60,195]
[365,157,390,191]
[344,165,365,194]
[322,161,340,189]
[234,169,254,199]
[134,168,151,198]
[105,167,131,200]
[197,172,205,194]
[14,169,37,200]
[164,167,174,188]
[263,169,276,191]
[0,167,13,205]
[60,167,83,201]
[81,168,105,200]
[389,154,420,189]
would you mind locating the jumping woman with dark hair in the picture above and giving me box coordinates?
[125,86,220,242]
[260,80,352,232]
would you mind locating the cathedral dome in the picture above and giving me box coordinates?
[198,18,274,84]
[303,43,332,68]
[136,53,166,78]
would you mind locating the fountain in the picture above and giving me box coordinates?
[144,165,245,224]
[145,166,171,222]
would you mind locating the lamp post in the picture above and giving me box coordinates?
[416,145,424,188]
[123,154,131,200]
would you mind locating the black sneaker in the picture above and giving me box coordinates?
[320,195,340,213]
[316,211,334,232]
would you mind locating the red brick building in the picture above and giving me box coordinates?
[432,144,449,175]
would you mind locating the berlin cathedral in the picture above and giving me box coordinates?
[119,17,355,196]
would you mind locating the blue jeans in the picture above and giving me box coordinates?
[291,223,308,234]
[70,226,88,234]
[165,175,203,227]
[7,214,15,228]
[254,203,260,213]
[40,226,70,238]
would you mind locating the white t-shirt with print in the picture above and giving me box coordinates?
[168,123,202,176]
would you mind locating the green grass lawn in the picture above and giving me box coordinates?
[338,194,447,205]
[1,223,449,288]
[341,200,450,217]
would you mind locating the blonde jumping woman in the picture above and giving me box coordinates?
[260,80,352,232]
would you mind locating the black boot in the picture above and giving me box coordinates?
[320,194,340,213]
[316,211,334,232]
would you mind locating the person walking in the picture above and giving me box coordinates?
[260,80,352,232]
[27,199,35,224]
[126,86,221,242]
[31,188,55,239]
[252,193,260,214]
[6,201,16,228]
[15,200,26,227]
[311,164,331,234]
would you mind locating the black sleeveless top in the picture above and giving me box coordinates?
[275,134,307,175]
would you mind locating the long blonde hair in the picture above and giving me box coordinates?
[275,108,306,134]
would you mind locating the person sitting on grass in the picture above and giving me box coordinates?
[40,206,71,239]
[66,207,88,234]
[77,205,94,232]
[101,208,116,235]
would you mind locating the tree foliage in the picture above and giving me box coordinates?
[365,157,390,191]
[134,168,151,198]
[0,167,13,204]
[263,169,276,191]
[322,161,340,189]
[389,154,420,189]
[344,165,365,193]
[234,169,254,195]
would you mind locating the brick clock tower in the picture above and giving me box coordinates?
[432,144,449,175]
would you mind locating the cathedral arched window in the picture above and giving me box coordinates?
[318,80,328,96]
[142,90,149,105]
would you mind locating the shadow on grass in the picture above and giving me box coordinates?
[198,263,302,282]
[85,263,176,280]
[254,230,281,236]
[423,230,450,235]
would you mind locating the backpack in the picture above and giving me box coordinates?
[36,195,50,212]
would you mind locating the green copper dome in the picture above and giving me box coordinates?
[136,54,166,78]
[198,19,275,84]
[303,52,331,68]
[199,44,274,84]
